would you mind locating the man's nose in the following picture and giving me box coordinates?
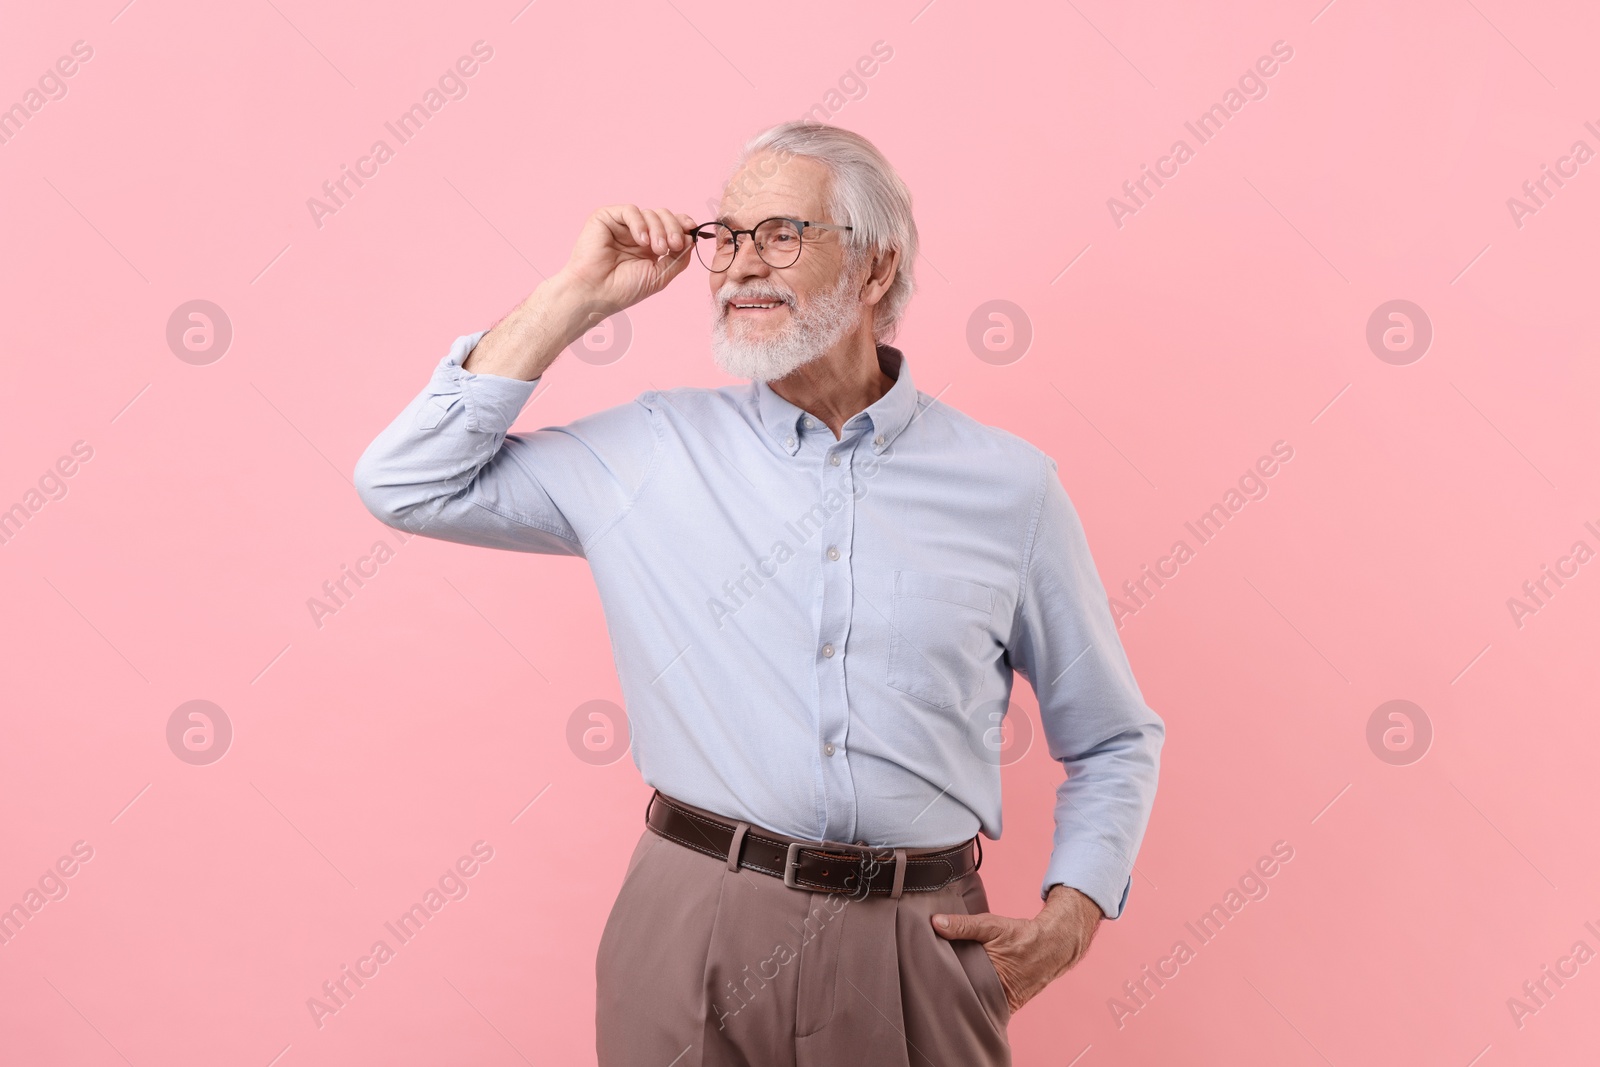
[725,234,771,282]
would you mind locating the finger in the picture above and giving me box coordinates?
[655,234,696,281]
[616,204,650,250]
[647,208,688,255]
[639,208,670,257]
[657,208,689,252]
[680,215,709,261]
[931,911,1010,943]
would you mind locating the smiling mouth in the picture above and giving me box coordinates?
[729,300,787,311]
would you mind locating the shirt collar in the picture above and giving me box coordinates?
[755,343,919,457]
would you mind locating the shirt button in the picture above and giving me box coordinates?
[784,436,796,448]
[823,742,836,757]
[829,454,841,467]
[804,417,816,429]
[874,434,885,446]
[827,546,840,561]
[822,643,835,658]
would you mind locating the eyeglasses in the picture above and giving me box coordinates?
[688,217,853,272]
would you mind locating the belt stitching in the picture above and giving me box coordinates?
[651,802,788,875]
[653,796,968,887]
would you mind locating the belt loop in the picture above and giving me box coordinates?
[890,848,908,899]
[726,822,750,871]
[973,834,983,872]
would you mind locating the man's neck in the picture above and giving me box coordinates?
[768,326,896,440]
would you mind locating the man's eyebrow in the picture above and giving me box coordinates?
[715,214,792,228]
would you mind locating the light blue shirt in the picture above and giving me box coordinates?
[354,330,1163,917]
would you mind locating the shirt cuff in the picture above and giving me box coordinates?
[1042,841,1135,919]
[437,329,541,434]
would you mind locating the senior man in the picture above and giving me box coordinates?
[355,121,1163,1066]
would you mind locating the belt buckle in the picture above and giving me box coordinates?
[783,840,809,889]
[783,839,897,896]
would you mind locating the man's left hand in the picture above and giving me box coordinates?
[931,884,1104,1014]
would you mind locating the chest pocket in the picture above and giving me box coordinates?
[886,569,996,709]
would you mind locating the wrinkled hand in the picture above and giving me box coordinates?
[464,204,700,381]
[559,204,700,319]
[931,884,1103,1014]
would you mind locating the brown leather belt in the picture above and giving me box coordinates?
[645,790,979,898]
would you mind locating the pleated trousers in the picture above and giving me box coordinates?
[596,822,1012,1067]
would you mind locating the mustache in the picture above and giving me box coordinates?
[714,283,795,310]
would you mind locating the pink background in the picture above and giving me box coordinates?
[3,0,1598,1063]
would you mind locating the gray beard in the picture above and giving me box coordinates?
[710,268,866,383]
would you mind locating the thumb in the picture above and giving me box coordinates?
[931,910,1007,943]
[656,239,697,283]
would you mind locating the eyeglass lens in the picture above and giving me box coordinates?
[694,219,805,271]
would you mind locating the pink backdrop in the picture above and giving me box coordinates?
[3,1,1597,1063]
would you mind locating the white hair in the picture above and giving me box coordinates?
[729,121,918,343]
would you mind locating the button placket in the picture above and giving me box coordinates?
[814,433,860,841]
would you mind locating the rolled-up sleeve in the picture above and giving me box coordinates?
[353,329,660,556]
[1007,455,1164,918]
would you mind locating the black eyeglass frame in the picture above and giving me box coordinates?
[687,216,854,272]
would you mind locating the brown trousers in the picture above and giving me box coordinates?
[596,814,1012,1067]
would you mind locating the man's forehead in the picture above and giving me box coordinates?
[718,152,829,225]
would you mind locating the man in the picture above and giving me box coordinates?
[355,121,1163,1066]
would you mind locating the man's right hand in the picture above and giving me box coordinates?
[462,204,699,381]
[561,205,700,320]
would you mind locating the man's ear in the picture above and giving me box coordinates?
[859,247,899,306]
